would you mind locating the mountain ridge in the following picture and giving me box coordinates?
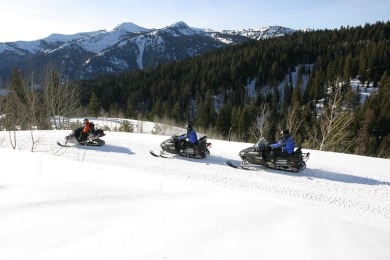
[0,21,297,80]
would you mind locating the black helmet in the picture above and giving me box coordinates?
[280,129,289,137]
[186,123,193,131]
[83,118,89,123]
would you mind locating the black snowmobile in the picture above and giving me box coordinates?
[227,138,310,173]
[57,128,106,147]
[150,135,212,159]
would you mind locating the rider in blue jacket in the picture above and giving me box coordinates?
[268,129,295,162]
[178,123,198,151]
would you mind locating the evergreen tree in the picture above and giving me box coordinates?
[230,107,242,139]
[5,69,28,130]
[291,84,303,109]
[215,103,232,137]
[238,107,251,141]
[88,92,101,117]
[171,101,183,123]
[343,53,353,81]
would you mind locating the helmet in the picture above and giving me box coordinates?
[83,118,89,123]
[186,123,193,131]
[280,129,289,137]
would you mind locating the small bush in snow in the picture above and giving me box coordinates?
[118,120,134,132]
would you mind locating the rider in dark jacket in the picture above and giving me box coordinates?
[268,130,295,162]
[178,123,198,151]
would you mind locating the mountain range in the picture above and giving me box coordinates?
[0,21,297,81]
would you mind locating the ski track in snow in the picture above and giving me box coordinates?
[3,130,390,222]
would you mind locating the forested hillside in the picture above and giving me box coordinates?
[2,22,389,158]
[78,21,389,157]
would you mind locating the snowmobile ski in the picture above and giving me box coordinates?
[149,150,173,158]
[226,160,240,168]
[226,161,251,170]
[150,150,167,157]
[57,141,72,147]
[150,150,160,157]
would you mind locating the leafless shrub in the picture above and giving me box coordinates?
[250,103,272,141]
[311,78,355,152]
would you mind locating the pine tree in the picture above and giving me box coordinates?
[238,107,251,141]
[5,69,28,130]
[230,107,242,139]
[171,101,182,123]
[343,53,353,81]
[215,103,232,137]
[88,92,101,118]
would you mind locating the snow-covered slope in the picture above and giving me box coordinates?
[0,123,389,259]
[222,25,296,39]
[0,22,292,54]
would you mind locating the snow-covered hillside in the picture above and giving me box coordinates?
[0,122,389,259]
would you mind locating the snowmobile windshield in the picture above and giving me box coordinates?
[255,137,268,150]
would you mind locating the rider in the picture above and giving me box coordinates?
[178,123,198,152]
[267,129,295,163]
[74,118,92,142]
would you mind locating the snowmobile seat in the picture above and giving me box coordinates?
[287,152,302,161]
[89,122,95,134]
[94,129,105,137]
[275,148,302,162]
[198,136,207,144]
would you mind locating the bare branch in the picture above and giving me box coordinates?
[250,103,272,140]
[317,78,355,152]
[42,68,81,130]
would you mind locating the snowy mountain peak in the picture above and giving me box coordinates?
[160,21,202,36]
[113,22,148,33]
[171,21,190,28]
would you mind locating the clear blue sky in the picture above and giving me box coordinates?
[1,0,389,42]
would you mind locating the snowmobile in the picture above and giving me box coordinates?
[227,138,310,173]
[150,135,212,159]
[57,128,106,147]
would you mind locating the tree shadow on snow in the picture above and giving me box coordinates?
[304,168,390,186]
